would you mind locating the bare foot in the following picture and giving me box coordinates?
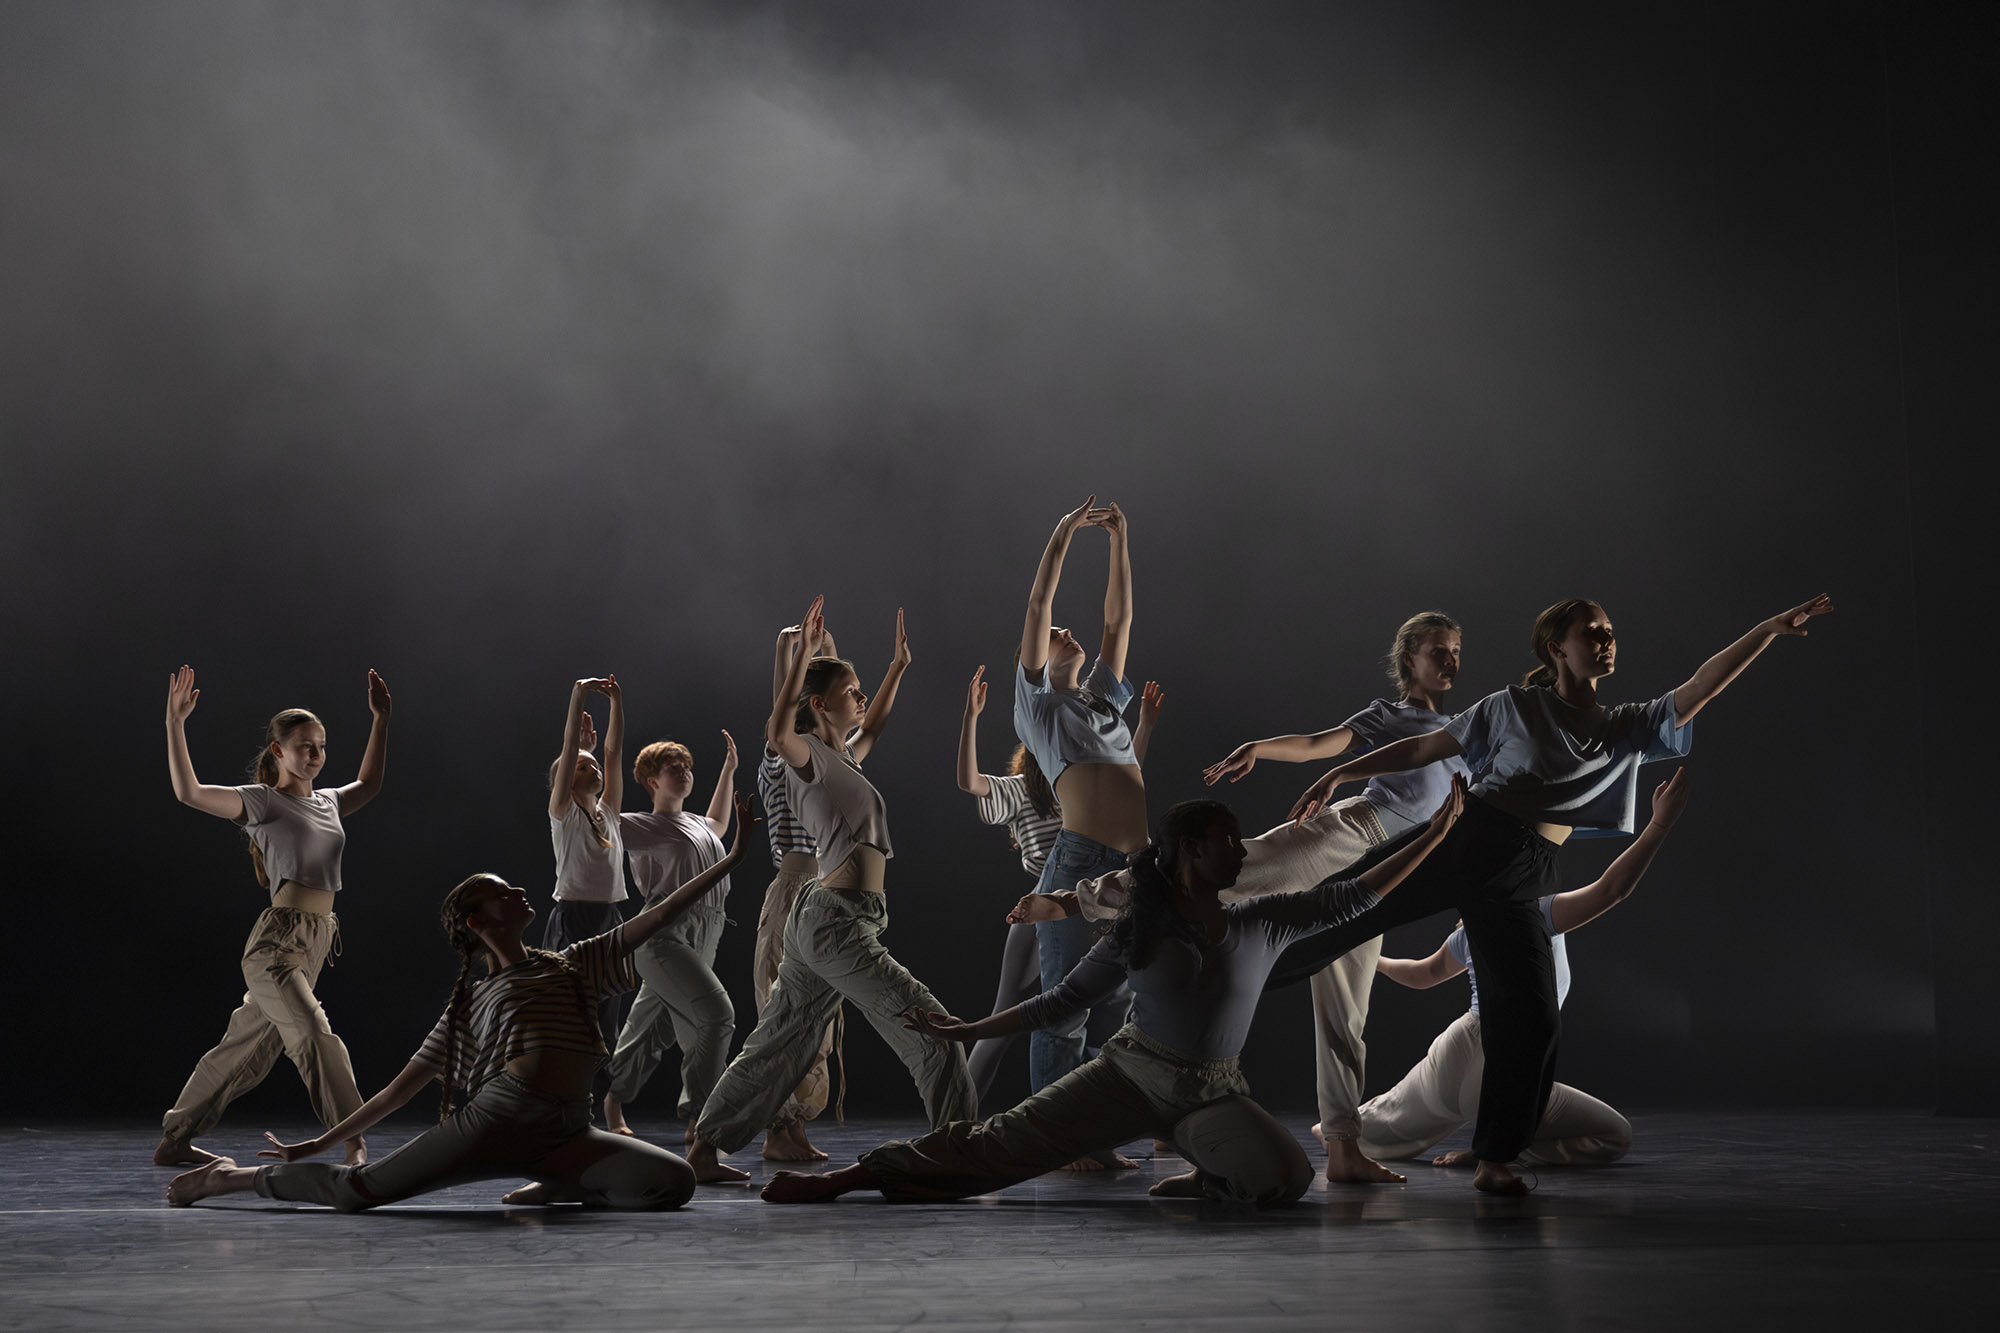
[166,1156,239,1206]
[502,1181,584,1205]
[761,1170,851,1204]
[1060,1156,1106,1172]
[1152,1139,1177,1156]
[1473,1160,1530,1195]
[154,1136,221,1168]
[343,1138,368,1166]
[762,1123,828,1162]
[1432,1148,1475,1169]
[1323,1135,1405,1184]
[786,1122,829,1161]
[1147,1170,1205,1199]
[688,1140,752,1184]
[604,1095,634,1137]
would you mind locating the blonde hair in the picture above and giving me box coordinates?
[1385,612,1461,698]
[244,708,322,888]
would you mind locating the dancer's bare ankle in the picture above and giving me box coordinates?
[1147,1170,1204,1199]
[166,1157,243,1206]
[603,1094,633,1137]
[689,1139,751,1184]
[343,1137,367,1166]
[1324,1136,1404,1184]
[154,1136,220,1168]
[1472,1159,1530,1195]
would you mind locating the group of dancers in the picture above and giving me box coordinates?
[159,497,1833,1210]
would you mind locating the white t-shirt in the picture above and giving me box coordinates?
[235,785,346,895]
[784,734,892,878]
[621,810,730,912]
[550,801,628,904]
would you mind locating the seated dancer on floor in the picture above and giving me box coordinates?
[1026,610,1470,1182]
[1354,768,1688,1168]
[761,780,1465,1207]
[166,793,753,1211]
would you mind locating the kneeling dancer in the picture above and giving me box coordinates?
[167,793,752,1211]
[762,781,1464,1206]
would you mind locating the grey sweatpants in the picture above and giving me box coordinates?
[861,1025,1313,1206]
[694,884,975,1154]
[253,1073,696,1212]
[606,903,733,1118]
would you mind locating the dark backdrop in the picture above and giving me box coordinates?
[3,1,1992,1123]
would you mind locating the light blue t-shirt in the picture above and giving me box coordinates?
[1013,657,1136,787]
[1445,896,1571,1015]
[1446,685,1691,837]
[1340,698,1472,827]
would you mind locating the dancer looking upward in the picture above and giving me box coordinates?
[761,781,1464,1207]
[688,599,976,1182]
[166,794,754,1212]
[603,729,740,1140]
[156,666,390,1168]
[1266,594,1832,1194]
[1358,769,1689,1168]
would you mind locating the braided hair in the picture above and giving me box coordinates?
[1107,799,1233,973]
[435,874,604,1120]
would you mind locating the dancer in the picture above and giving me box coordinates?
[545,675,629,1111]
[1266,594,1832,1193]
[761,782,1465,1207]
[1357,769,1689,1168]
[752,622,841,1163]
[958,664,1164,1106]
[688,599,975,1181]
[1013,495,1147,1167]
[166,794,754,1211]
[603,730,739,1139]
[156,665,390,1169]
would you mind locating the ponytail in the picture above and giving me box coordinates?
[244,707,322,888]
[1523,599,1600,688]
[794,656,856,734]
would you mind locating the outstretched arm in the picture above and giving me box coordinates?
[1549,768,1689,933]
[1019,495,1099,678]
[767,598,826,770]
[164,666,247,821]
[957,666,993,798]
[849,609,910,764]
[1204,725,1356,786]
[1673,594,1833,727]
[336,670,393,817]
[620,794,756,952]
[703,730,738,838]
[1097,502,1132,682]
[257,1059,436,1162]
[1350,775,1465,900]
[549,680,602,819]
[1289,728,1463,824]
[599,676,625,814]
[1376,942,1467,990]
[1132,680,1165,765]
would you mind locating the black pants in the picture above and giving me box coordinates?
[1267,796,1561,1162]
[543,900,632,1108]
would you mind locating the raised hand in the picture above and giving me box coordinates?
[1057,494,1099,538]
[901,1008,977,1043]
[1203,742,1258,786]
[1087,500,1128,541]
[1139,679,1165,728]
[801,596,828,655]
[585,673,621,701]
[1650,767,1690,828]
[1426,773,1467,835]
[719,728,739,770]
[1765,593,1834,637]
[166,665,201,725]
[256,1130,325,1163]
[965,665,988,716]
[366,668,392,719]
[891,607,911,669]
[577,710,599,755]
[725,791,758,859]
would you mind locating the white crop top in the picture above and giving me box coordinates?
[784,733,892,878]
[235,785,346,895]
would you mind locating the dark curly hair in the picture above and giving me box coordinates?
[1107,799,1235,971]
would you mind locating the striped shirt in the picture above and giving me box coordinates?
[758,750,819,868]
[412,931,637,1095]
[975,773,1064,878]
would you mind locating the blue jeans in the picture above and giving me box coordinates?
[1030,831,1133,1092]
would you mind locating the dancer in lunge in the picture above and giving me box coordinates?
[544,676,630,1112]
[959,664,1164,1108]
[752,621,842,1163]
[1264,594,1832,1194]
[687,599,976,1182]
[1356,769,1689,1168]
[166,792,753,1210]
[603,729,740,1139]
[761,782,1465,1207]
[156,665,390,1169]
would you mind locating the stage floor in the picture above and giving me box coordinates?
[2,1110,1994,1330]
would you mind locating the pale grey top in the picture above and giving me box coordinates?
[1340,697,1472,826]
[550,801,628,904]
[621,810,731,913]
[1013,657,1136,786]
[784,733,893,878]
[1018,876,1381,1061]
[235,785,346,895]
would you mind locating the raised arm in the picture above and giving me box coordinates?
[256,1058,436,1162]
[620,793,755,952]
[766,598,825,770]
[164,666,246,821]
[1289,728,1463,824]
[1132,680,1165,766]
[1376,941,1468,990]
[849,608,910,764]
[1019,495,1098,678]
[1549,768,1689,933]
[1097,502,1132,682]
[549,680,603,819]
[336,669,393,817]
[703,730,739,838]
[598,676,625,814]
[1673,595,1833,727]
[956,666,994,798]
[1203,725,1356,786]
